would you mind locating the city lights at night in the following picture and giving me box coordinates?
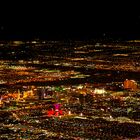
[0,8,140,140]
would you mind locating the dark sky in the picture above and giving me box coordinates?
[0,6,139,40]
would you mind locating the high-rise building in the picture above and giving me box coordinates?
[124,79,137,91]
[16,89,21,101]
[0,98,3,107]
[37,88,45,100]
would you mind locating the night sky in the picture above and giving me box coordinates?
[0,6,140,40]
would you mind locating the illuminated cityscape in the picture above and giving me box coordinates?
[0,40,140,139]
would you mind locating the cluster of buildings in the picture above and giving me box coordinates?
[0,78,140,139]
[0,78,139,108]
